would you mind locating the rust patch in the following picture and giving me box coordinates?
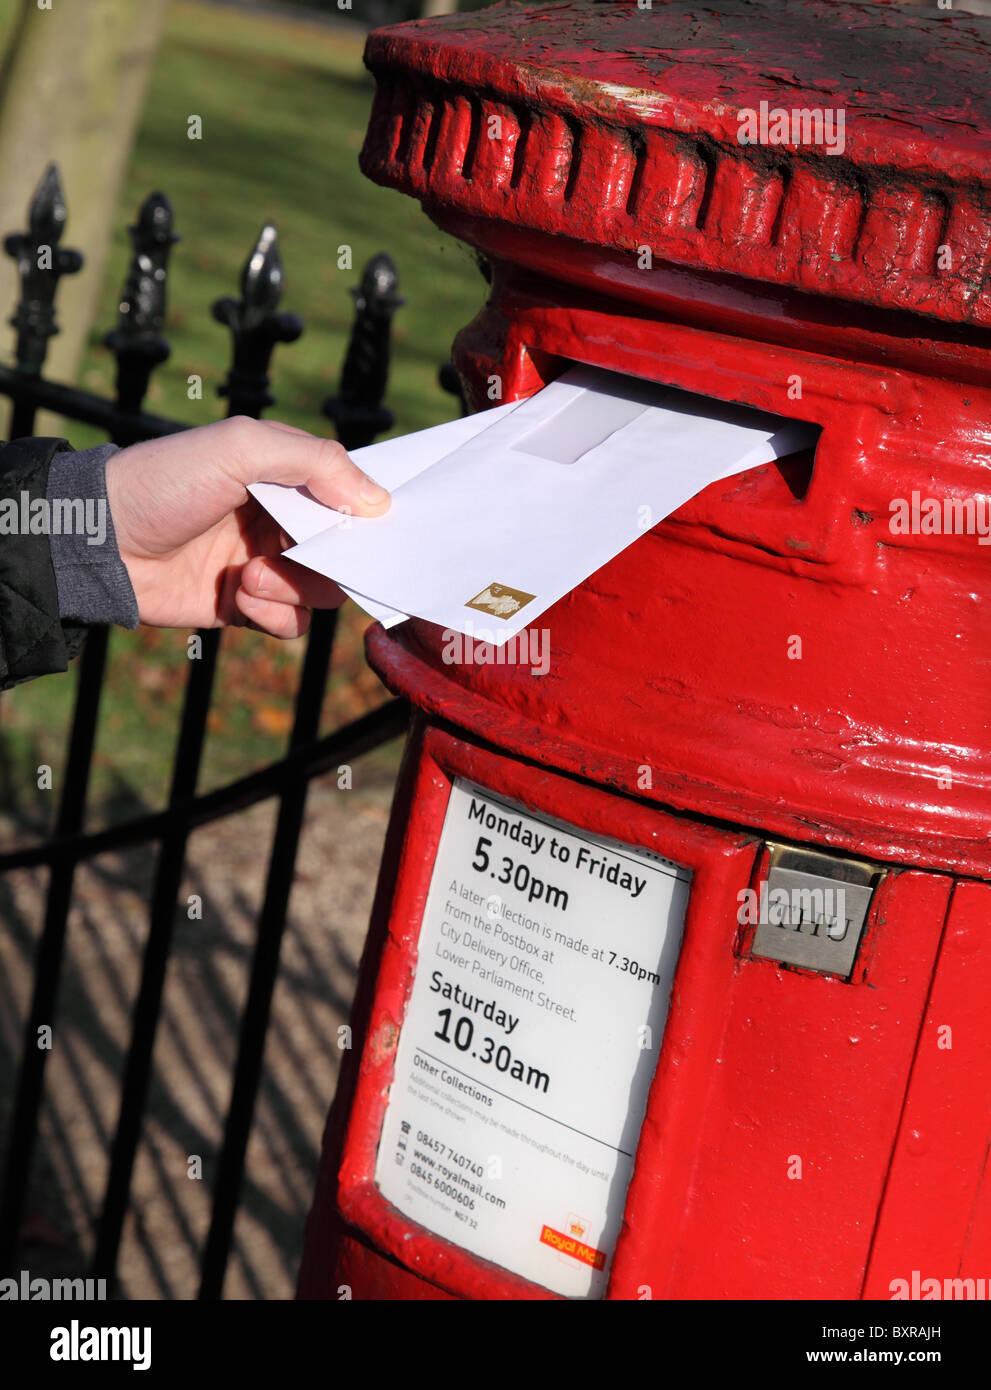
[369,1017,400,1066]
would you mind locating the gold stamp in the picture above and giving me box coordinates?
[465,583,536,619]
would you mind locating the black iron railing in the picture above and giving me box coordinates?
[0,162,448,1297]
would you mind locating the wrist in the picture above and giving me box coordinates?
[47,443,139,628]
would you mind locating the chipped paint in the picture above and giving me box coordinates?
[361,0,991,326]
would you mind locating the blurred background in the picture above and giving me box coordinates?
[0,0,494,806]
[0,0,492,1300]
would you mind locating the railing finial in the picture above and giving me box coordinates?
[323,251,404,450]
[212,222,303,419]
[4,162,83,373]
[103,191,179,422]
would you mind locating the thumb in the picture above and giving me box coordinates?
[230,416,390,517]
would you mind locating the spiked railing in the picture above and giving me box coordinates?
[323,250,404,447]
[0,163,420,1297]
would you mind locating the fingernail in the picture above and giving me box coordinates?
[359,478,389,505]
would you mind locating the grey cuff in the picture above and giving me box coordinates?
[46,443,139,629]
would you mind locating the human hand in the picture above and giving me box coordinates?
[105,416,389,637]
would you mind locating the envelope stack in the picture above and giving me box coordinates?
[251,366,818,645]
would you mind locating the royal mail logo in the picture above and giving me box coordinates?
[539,1223,606,1271]
[465,583,535,619]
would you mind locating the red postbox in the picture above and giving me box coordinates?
[298,0,991,1300]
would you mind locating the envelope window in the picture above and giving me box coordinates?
[510,391,649,464]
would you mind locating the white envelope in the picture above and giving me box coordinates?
[263,365,816,645]
[248,399,523,627]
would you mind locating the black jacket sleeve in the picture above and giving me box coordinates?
[0,436,89,691]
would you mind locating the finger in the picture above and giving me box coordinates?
[234,588,312,639]
[228,417,390,517]
[240,554,347,610]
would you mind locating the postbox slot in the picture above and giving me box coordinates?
[773,446,815,501]
[538,359,822,506]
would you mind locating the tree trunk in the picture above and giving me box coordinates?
[0,0,170,436]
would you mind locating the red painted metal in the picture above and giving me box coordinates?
[361,0,991,329]
[298,0,991,1300]
[370,271,991,879]
[636,868,952,1301]
[862,880,991,1297]
[331,727,757,1299]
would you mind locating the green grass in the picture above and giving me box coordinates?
[0,0,486,834]
[73,0,487,441]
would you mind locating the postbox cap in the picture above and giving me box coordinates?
[361,0,991,328]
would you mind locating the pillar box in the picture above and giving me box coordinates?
[298,0,991,1300]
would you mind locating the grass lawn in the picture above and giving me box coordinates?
[0,0,487,834]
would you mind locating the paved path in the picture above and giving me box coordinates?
[0,752,399,1298]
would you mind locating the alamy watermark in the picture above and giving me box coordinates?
[50,1320,151,1372]
[0,491,107,545]
[889,491,991,545]
[0,1269,107,1299]
[442,624,550,677]
[890,1271,988,1300]
[2,1272,150,1374]
[738,882,851,941]
[737,100,845,156]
